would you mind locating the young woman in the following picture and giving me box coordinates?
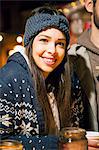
[0,6,85,149]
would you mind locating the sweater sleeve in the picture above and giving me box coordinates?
[0,78,58,150]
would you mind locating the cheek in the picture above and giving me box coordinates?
[32,44,43,57]
[58,50,65,59]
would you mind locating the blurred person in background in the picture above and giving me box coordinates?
[69,0,99,149]
[0,6,88,150]
[69,12,84,45]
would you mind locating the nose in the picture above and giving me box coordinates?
[47,42,56,55]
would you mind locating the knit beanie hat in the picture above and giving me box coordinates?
[24,13,70,47]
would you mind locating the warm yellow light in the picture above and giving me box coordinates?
[16,36,23,43]
[9,50,15,56]
[63,8,70,14]
[79,0,84,4]
[0,35,3,42]
[71,2,76,7]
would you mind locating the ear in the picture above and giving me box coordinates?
[84,0,93,13]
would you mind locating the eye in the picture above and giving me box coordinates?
[57,42,66,48]
[39,38,48,43]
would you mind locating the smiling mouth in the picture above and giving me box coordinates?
[41,57,56,66]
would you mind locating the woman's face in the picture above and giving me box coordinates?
[32,28,67,78]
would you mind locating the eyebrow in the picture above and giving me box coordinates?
[38,35,66,41]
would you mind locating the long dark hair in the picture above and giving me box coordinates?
[93,0,96,4]
[25,6,71,134]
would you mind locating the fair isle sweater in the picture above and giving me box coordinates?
[0,52,84,150]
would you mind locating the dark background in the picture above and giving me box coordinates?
[0,0,76,33]
[0,0,87,68]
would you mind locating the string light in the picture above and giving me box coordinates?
[0,35,3,42]
[79,0,84,5]
[16,36,23,43]
[63,8,70,14]
[8,50,15,56]
[71,2,77,7]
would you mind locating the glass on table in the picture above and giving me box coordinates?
[58,127,88,150]
[86,131,99,149]
[0,139,23,150]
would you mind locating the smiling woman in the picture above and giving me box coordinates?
[32,28,66,78]
[0,5,89,150]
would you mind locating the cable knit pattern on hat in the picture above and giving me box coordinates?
[24,14,70,47]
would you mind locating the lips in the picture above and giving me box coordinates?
[41,57,56,66]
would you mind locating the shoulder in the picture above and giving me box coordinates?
[68,44,80,56]
[0,52,28,78]
[68,44,86,56]
[0,53,30,87]
[68,44,89,70]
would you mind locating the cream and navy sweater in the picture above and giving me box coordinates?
[0,52,87,149]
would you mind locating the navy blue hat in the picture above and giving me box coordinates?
[24,13,70,47]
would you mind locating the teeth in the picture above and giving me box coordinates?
[43,58,55,62]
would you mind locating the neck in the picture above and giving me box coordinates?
[91,23,99,49]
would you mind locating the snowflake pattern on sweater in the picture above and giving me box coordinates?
[0,52,84,150]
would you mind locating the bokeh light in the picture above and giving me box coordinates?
[16,36,23,43]
[0,35,3,42]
